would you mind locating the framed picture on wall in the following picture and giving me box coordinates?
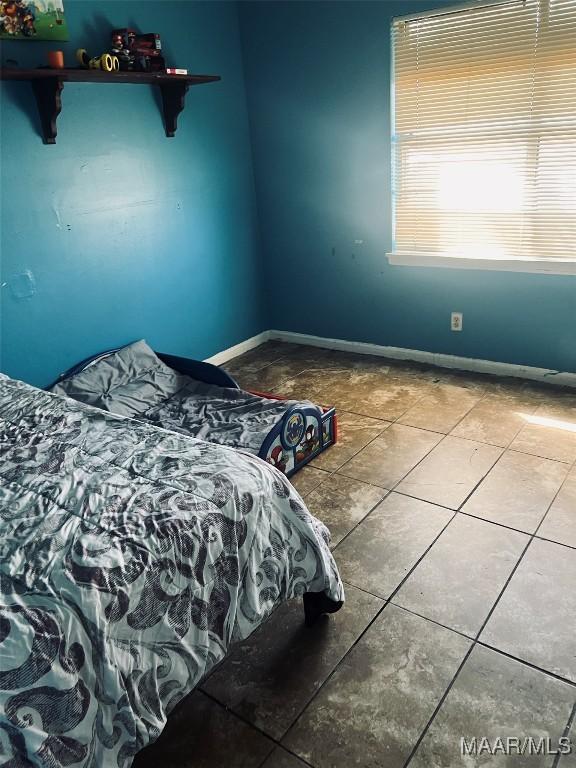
[0,0,69,41]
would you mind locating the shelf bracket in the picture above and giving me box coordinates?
[31,76,63,145]
[159,82,189,138]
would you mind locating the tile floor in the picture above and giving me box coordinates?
[134,342,576,768]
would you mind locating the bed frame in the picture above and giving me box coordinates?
[51,348,338,479]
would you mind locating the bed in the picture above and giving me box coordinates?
[50,340,337,478]
[0,372,344,767]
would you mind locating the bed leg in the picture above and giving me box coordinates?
[303,592,343,627]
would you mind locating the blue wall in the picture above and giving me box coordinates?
[239,0,576,373]
[1,1,264,387]
[3,0,575,385]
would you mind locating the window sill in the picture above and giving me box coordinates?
[386,253,576,276]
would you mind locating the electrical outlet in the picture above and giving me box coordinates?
[451,312,463,332]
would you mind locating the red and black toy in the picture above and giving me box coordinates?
[111,28,165,72]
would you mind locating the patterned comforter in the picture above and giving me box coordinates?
[0,374,344,767]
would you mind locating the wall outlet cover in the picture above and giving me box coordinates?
[451,312,463,331]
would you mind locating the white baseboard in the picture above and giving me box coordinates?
[268,330,576,388]
[204,331,271,366]
[205,329,576,388]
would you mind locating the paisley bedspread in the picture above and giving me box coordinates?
[0,374,344,767]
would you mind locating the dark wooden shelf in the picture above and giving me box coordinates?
[0,67,221,143]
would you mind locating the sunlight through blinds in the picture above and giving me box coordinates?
[390,0,576,266]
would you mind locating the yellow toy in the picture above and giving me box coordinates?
[76,49,119,72]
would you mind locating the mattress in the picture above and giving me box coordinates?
[0,373,343,767]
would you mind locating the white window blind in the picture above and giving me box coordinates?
[388,0,576,274]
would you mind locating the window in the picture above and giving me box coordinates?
[387,0,576,274]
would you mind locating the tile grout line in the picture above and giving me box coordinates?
[372,486,576,552]
[272,510,462,757]
[197,689,280,767]
[256,744,316,768]
[273,598,391,761]
[335,425,449,499]
[459,508,576,550]
[393,384,487,437]
[402,645,476,768]
[404,498,560,767]
[552,702,576,768]
[377,593,475,643]
[309,411,393,473]
[330,440,574,764]
[227,350,297,378]
[336,415,576,465]
[402,536,535,766]
[392,604,576,689]
[532,460,575,542]
[445,382,543,447]
[378,514,459,604]
[475,641,576,689]
[233,347,572,487]
[203,591,385,766]
[335,429,443,486]
[327,491,391,553]
[296,413,403,551]
[389,374,548,440]
[276,358,447,432]
[310,439,458,558]
[454,447,510,511]
[533,531,576,552]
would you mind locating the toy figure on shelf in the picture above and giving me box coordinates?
[110,27,165,72]
[110,30,134,70]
